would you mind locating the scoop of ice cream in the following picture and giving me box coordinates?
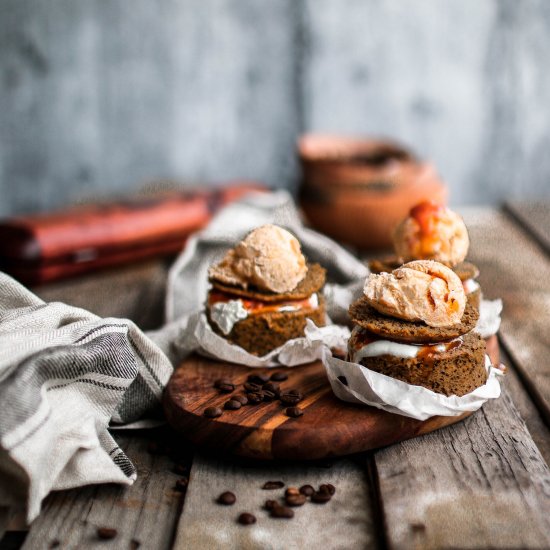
[209,224,307,293]
[392,201,469,266]
[363,260,466,327]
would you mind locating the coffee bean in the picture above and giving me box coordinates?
[214,378,233,389]
[97,527,117,540]
[130,540,141,550]
[217,491,236,505]
[311,491,332,504]
[244,382,262,393]
[49,541,60,549]
[248,373,270,384]
[174,477,188,492]
[337,375,348,386]
[263,390,276,402]
[218,383,235,393]
[299,484,314,496]
[270,506,294,519]
[285,494,307,507]
[280,393,301,405]
[264,499,278,510]
[262,381,280,394]
[247,392,263,404]
[270,372,288,382]
[238,512,256,525]
[319,483,336,495]
[204,406,223,418]
[287,389,303,398]
[285,487,300,497]
[285,407,303,418]
[224,399,242,410]
[262,480,285,490]
[232,394,248,405]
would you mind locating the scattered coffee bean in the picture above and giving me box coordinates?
[224,399,242,410]
[218,383,235,393]
[262,381,280,394]
[285,487,300,497]
[247,392,263,404]
[262,480,285,490]
[238,512,257,525]
[204,406,223,418]
[285,494,307,507]
[49,541,60,549]
[319,483,336,495]
[217,491,236,505]
[130,540,141,550]
[311,491,332,504]
[232,394,249,405]
[214,378,233,389]
[174,477,189,492]
[248,373,270,384]
[280,393,302,405]
[263,390,276,402]
[337,375,348,386]
[244,382,262,393]
[264,499,278,510]
[285,407,303,418]
[287,389,303,398]
[270,372,288,382]
[270,506,294,519]
[299,484,315,496]
[97,527,117,540]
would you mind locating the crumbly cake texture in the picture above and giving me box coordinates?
[210,263,326,302]
[352,330,487,396]
[467,288,481,310]
[369,257,480,283]
[349,297,479,343]
[207,295,326,356]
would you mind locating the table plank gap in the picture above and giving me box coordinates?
[462,207,550,427]
[21,430,187,550]
[503,201,550,257]
[373,385,550,550]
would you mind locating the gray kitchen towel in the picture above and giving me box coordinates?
[0,273,173,521]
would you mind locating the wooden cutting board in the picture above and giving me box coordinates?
[164,335,500,460]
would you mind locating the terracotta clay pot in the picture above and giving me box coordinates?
[298,134,447,250]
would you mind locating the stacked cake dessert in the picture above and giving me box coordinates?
[207,224,326,356]
[369,201,481,309]
[348,260,487,396]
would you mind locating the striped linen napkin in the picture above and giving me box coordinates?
[0,273,172,521]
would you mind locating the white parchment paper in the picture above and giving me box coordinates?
[174,314,350,368]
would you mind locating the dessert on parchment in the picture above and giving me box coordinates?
[348,260,486,396]
[369,201,481,309]
[207,224,326,356]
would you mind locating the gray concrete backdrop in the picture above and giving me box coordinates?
[1,0,550,216]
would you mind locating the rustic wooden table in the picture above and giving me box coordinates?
[1,203,549,550]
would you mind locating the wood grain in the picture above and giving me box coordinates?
[504,200,550,255]
[373,386,550,549]
[163,348,499,461]
[21,432,187,550]
[173,454,378,550]
[462,207,550,425]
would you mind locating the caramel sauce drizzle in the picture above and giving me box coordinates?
[409,200,445,258]
[208,289,314,315]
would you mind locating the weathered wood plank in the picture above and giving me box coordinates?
[374,386,550,549]
[462,208,550,425]
[22,430,189,550]
[504,201,550,256]
[303,0,550,206]
[173,454,378,550]
[32,259,169,330]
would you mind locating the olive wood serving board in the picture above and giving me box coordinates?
[164,335,500,460]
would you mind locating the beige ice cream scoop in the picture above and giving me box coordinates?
[363,260,466,327]
[392,201,469,267]
[209,224,308,293]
